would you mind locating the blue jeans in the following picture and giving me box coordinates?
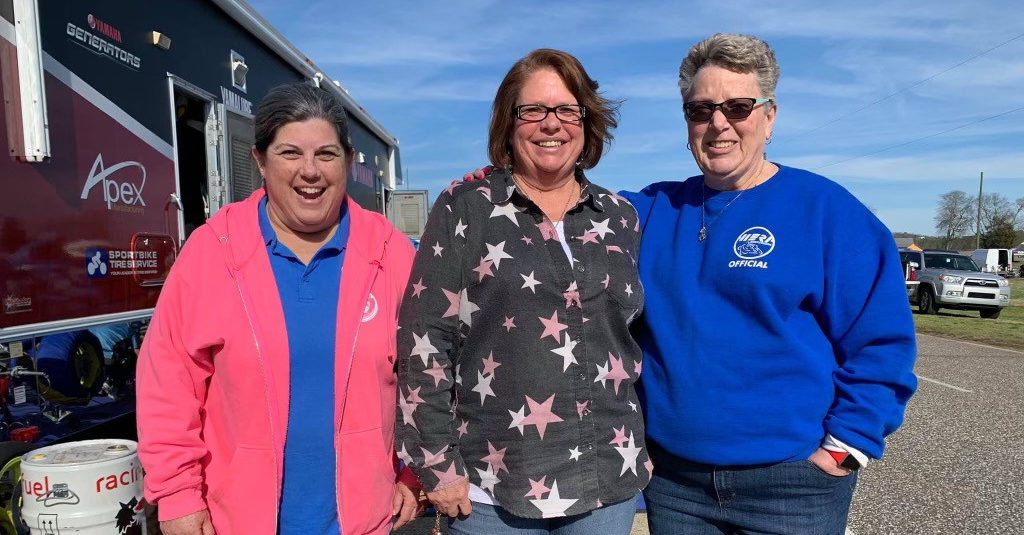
[644,443,856,535]
[447,497,636,535]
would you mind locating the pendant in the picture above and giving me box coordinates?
[697,226,707,242]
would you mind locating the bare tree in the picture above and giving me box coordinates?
[979,192,1014,236]
[934,190,974,249]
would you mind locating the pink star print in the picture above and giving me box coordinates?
[411,277,426,298]
[525,476,551,499]
[502,316,516,332]
[521,235,533,245]
[406,386,424,404]
[481,442,509,474]
[576,401,589,420]
[578,230,599,244]
[472,257,495,282]
[537,220,558,241]
[522,394,564,440]
[634,360,642,376]
[609,425,628,447]
[563,282,581,308]
[481,352,502,376]
[605,353,631,395]
[538,311,568,341]
[441,288,461,318]
[424,357,448,387]
[421,446,448,468]
[431,462,464,487]
[602,273,610,289]
[620,216,629,228]
[457,420,469,438]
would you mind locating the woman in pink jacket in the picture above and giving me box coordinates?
[137,82,419,535]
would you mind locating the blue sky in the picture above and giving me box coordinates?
[248,0,1024,236]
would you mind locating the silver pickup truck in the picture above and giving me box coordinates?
[899,249,1010,319]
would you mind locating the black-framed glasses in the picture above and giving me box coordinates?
[515,104,586,123]
[683,98,772,122]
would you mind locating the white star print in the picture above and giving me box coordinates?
[476,465,501,494]
[521,271,541,293]
[568,447,582,461]
[588,218,615,240]
[490,202,521,226]
[529,480,578,518]
[458,289,480,327]
[472,371,495,405]
[431,242,443,257]
[614,432,643,476]
[484,241,514,269]
[410,332,439,366]
[398,393,418,426]
[454,218,468,238]
[549,333,579,371]
[625,283,633,297]
[397,443,413,465]
[508,405,527,434]
[628,400,638,412]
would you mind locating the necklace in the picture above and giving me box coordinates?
[697,184,746,242]
[513,173,578,222]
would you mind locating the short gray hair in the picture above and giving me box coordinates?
[678,33,779,101]
[253,81,353,155]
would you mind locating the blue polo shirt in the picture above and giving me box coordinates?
[259,197,349,535]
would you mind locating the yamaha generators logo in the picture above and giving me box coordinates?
[729,226,775,269]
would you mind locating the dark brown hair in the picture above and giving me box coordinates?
[487,48,619,170]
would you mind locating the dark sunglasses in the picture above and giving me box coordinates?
[683,97,773,122]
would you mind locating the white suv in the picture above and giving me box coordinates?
[899,249,1010,319]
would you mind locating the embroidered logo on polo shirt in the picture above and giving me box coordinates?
[362,293,379,322]
[729,226,774,269]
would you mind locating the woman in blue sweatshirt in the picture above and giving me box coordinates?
[620,33,917,535]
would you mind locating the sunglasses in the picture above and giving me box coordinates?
[683,97,773,122]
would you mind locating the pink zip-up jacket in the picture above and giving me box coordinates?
[137,189,417,535]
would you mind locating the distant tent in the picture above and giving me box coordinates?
[894,237,922,250]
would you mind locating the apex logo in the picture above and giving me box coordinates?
[80,154,147,211]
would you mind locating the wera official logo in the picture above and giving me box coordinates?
[80,154,146,213]
[729,226,775,269]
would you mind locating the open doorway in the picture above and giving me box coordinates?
[173,89,209,240]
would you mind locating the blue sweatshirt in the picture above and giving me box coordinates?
[621,164,916,465]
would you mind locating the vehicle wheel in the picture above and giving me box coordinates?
[0,441,33,535]
[918,288,939,314]
[980,309,1001,319]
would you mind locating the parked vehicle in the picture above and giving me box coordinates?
[899,249,1010,319]
[0,0,404,501]
[970,248,1016,277]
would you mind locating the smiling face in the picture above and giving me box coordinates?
[686,64,775,187]
[510,68,584,183]
[252,118,349,240]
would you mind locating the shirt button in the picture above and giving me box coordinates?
[577,373,585,380]
[577,264,585,272]
[585,444,593,451]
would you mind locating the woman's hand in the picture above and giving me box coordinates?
[427,478,472,518]
[160,509,215,535]
[391,481,421,529]
[461,166,492,182]
[808,447,852,476]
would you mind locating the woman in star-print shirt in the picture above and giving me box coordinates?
[395,49,649,534]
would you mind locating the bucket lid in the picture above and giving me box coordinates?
[21,439,138,467]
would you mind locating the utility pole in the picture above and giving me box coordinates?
[976,171,983,249]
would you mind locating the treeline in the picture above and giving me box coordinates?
[923,191,1024,250]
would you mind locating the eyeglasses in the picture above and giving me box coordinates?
[515,104,586,123]
[683,98,772,122]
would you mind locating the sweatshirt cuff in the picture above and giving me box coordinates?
[152,487,206,521]
[823,434,870,468]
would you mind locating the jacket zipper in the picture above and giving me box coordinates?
[335,255,386,534]
[221,236,284,533]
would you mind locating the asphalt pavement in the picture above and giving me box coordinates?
[397,333,1024,534]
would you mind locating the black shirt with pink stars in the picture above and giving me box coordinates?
[395,168,650,519]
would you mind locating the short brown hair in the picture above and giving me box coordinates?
[487,48,619,170]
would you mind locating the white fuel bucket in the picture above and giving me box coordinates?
[19,439,146,535]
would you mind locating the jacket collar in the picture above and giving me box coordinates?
[486,168,606,213]
[205,188,390,270]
